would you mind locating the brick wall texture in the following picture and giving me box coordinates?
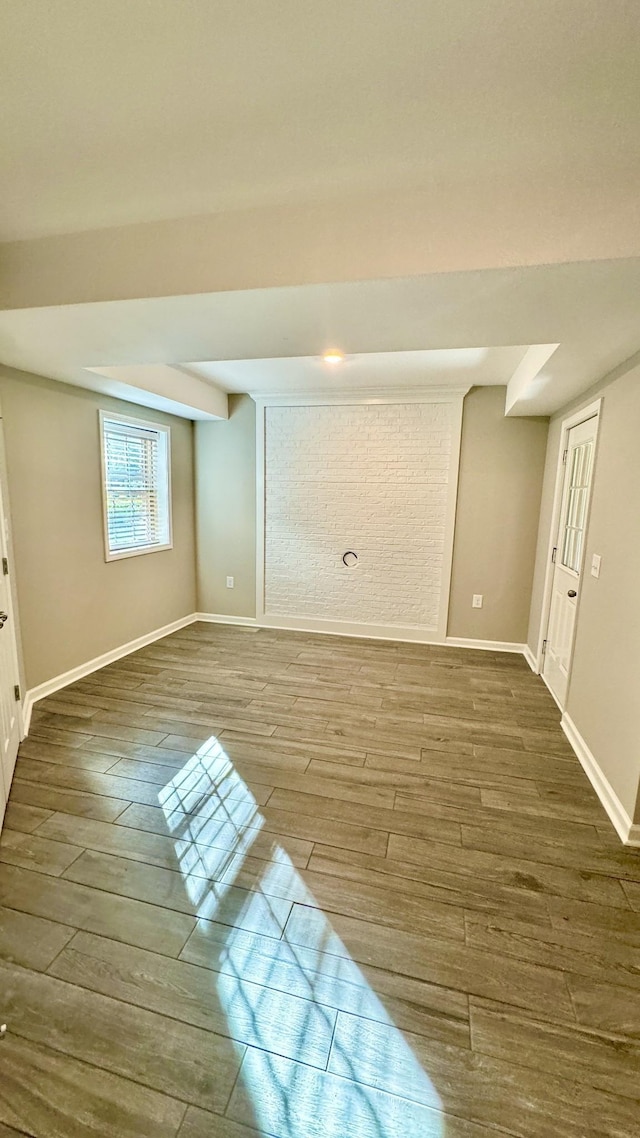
[264,402,455,628]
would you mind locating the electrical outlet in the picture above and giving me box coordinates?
[590,554,601,579]
[226,576,234,589]
[472,594,483,608]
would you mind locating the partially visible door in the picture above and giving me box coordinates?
[0,429,21,829]
[543,416,597,708]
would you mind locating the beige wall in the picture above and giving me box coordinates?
[448,387,548,642]
[195,387,548,645]
[529,362,640,822]
[8,356,637,827]
[0,367,196,689]
[195,394,256,618]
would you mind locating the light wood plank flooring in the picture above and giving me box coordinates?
[1,622,639,1138]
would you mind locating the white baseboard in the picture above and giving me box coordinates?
[561,713,640,846]
[192,612,259,628]
[21,611,534,740]
[22,613,197,735]
[194,612,528,654]
[540,669,564,711]
[445,637,527,655]
[23,610,640,847]
[523,644,539,673]
[258,612,446,644]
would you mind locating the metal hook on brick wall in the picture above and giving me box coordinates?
[342,551,358,567]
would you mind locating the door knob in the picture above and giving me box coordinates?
[567,590,577,598]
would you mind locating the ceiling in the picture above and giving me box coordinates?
[1,0,639,241]
[1,258,640,417]
[1,2,639,419]
[188,348,528,396]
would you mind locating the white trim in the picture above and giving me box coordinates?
[445,637,527,654]
[196,611,526,654]
[540,669,563,711]
[102,540,174,563]
[555,399,604,433]
[23,603,639,849]
[21,609,532,736]
[259,612,443,644]
[21,699,33,738]
[523,644,539,673]
[438,396,465,642]
[535,398,602,705]
[251,387,471,407]
[255,398,266,623]
[193,612,259,627]
[561,713,640,846]
[255,389,469,642]
[22,613,196,735]
[0,416,25,755]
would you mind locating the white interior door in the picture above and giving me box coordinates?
[543,416,597,708]
[0,430,22,830]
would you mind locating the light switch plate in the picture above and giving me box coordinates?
[472,594,483,608]
[590,554,601,579]
[226,576,234,588]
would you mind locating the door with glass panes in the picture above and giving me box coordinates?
[543,416,597,707]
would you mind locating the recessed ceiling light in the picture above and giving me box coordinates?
[322,350,345,365]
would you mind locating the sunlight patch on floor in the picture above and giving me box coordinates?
[159,736,443,1137]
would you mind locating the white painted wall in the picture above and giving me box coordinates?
[262,400,460,633]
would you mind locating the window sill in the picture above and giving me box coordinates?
[104,541,173,563]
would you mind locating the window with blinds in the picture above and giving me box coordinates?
[100,412,172,560]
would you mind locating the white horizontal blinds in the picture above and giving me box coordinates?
[103,419,164,553]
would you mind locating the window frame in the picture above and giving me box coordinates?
[99,410,173,563]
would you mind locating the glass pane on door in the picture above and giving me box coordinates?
[561,440,593,571]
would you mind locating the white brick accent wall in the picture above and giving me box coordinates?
[263,401,457,629]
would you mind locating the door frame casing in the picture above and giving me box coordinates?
[0,408,26,832]
[0,411,25,736]
[533,398,602,703]
[253,388,469,643]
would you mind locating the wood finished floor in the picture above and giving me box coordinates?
[1,622,639,1138]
